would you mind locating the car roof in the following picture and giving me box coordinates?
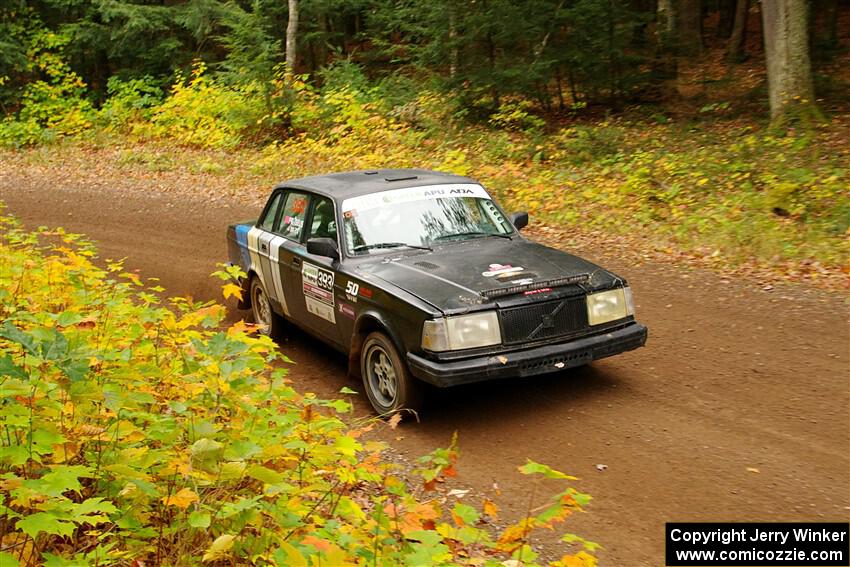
[273,169,479,200]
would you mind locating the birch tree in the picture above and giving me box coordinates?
[286,0,299,72]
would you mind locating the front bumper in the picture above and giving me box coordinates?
[406,322,648,387]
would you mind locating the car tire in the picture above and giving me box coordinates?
[361,331,423,416]
[250,276,282,338]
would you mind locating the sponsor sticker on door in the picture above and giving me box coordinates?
[302,262,336,323]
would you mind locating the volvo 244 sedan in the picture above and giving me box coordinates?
[226,169,647,415]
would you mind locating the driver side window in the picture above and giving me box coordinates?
[307,197,337,242]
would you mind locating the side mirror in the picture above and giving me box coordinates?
[509,211,529,231]
[307,237,340,261]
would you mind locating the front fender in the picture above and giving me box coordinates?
[348,308,411,378]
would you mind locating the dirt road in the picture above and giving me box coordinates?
[2,168,848,565]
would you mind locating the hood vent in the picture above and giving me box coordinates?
[413,261,440,270]
[480,273,591,299]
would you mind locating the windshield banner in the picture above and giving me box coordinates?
[342,184,491,214]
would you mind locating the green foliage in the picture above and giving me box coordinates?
[557,0,648,104]
[98,76,163,130]
[140,62,263,148]
[489,99,545,134]
[56,0,189,89]
[530,123,850,268]
[369,0,647,112]
[550,123,626,165]
[0,3,32,110]
[127,62,307,147]
[0,212,596,565]
[0,29,94,147]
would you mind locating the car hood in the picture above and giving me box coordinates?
[356,237,621,312]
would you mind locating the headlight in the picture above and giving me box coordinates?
[422,311,501,352]
[586,287,634,326]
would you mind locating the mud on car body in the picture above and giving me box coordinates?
[226,169,648,415]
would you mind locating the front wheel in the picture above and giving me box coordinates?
[361,331,423,416]
[250,277,282,338]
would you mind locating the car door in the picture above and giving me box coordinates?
[284,194,345,348]
[246,191,292,317]
[257,189,309,322]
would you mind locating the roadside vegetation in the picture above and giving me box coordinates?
[0,213,597,565]
[1,2,849,284]
[1,58,848,283]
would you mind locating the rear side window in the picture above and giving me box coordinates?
[277,191,309,241]
[258,192,283,231]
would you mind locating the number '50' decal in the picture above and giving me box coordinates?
[346,281,359,296]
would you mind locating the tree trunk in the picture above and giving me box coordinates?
[286,0,299,72]
[656,0,679,77]
[727,0,749,61]
[657,0,677,41]
[761,0,819,126]
[677,0,703,54]
[448,6,458,78]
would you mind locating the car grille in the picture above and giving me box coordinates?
[499,296,588,344]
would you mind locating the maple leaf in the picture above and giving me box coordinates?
[451,503,479,527]
[161,487,199,509]
[202,534,235,562]
[222,283,243,301]
[559,550,599,567]
[16,512,76,539]
[301,535,334,553]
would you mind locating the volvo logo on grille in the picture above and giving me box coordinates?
[541,314,555,329]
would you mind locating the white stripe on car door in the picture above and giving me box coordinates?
[247,227,266,289]
[268,235,290,316]
[248,227,291,318]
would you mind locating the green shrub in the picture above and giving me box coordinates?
[0,30,94,148]
[98,76,164,131]
[489,99,545,134]
[143,62,266,148]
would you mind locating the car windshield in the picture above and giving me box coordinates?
[341,184,514,256]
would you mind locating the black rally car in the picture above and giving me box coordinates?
[227,169,647,414]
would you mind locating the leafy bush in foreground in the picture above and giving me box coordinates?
[0,213,596,566]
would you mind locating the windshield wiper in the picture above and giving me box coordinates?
[354,242,433,252]
[434,231,512,241]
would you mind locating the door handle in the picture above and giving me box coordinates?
[292,257,301,267]
[260,243,268,252]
